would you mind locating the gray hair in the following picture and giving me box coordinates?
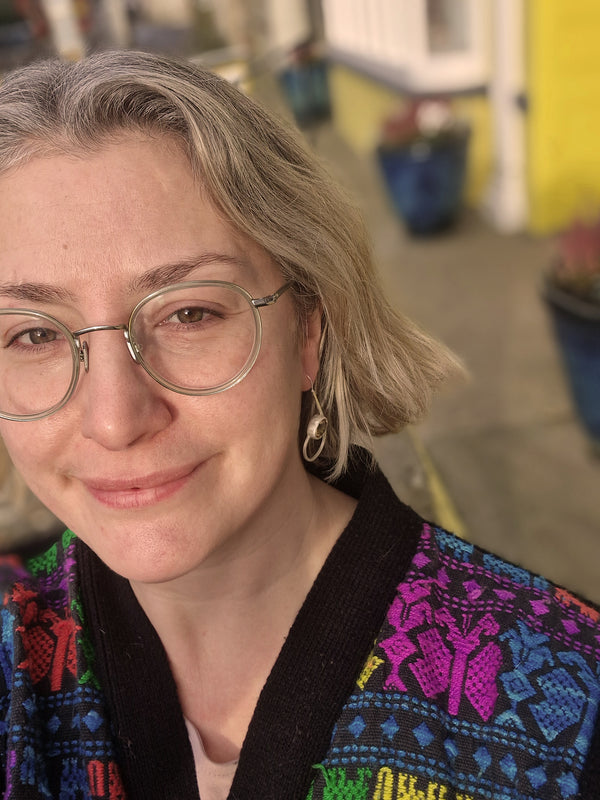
[0,50,461,479]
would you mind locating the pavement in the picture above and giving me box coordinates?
[300,116,600,605]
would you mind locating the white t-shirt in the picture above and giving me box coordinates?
[185,719,239,800]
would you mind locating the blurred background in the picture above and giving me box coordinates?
[0,0,599,602]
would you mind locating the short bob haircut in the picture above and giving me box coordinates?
[0,50,460,479]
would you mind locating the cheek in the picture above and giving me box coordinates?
[211,370,302,440]
[205,337,304,442]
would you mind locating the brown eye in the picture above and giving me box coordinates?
[16,327,59,346]
[172,307,207,324]
[31,328,57,344]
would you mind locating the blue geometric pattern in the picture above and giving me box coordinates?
[526,766,547,789]
[83,710,103,732]
[499,753,517,781]
[412,722,434,748]
[434,529,474,561]
[556,771,579,798]
[472,746,491,774]
[47,714,61,733]
[348,715,366,738]
[482,553,532,585]
[380,715,399,739]
[501,669,537,703]
[531,668,586,741]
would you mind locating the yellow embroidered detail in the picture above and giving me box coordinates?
[357,651,384,689]
[372,768,473,800]
[372,767,394,800]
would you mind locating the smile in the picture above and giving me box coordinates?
[81,464,201,510]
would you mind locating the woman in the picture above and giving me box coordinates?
[0,51,597,800]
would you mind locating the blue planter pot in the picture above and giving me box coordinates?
[278,60,331,129]
[543,278,600,449]
[376,135,469,235]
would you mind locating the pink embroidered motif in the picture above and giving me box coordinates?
[464,641,502,720]
[436,608,501,717]
[410,628,451,697]
[380,573,503,720]
[380,580,435,691]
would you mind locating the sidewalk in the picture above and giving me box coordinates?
[306,119,600,604]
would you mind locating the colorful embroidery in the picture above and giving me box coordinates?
[309,524,600,800]
[357,650,385,691]
[308,766,474,800]
[0,519,598,800]
[0,532,126,799]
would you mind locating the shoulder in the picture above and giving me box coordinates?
[410,522,600,637]
[378,522,600,696]
[0,530,80,688]
[0,529,78,609]
[317,522,600,799]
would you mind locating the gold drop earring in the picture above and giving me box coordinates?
[302,379,328,463]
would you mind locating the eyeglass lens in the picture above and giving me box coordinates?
[0,284,261,420]
[132,283,259,392]
[0,311,77,418]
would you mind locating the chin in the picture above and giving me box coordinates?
[100,548,199,585]
[71,516,204,583]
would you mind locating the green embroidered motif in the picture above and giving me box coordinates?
[25,531,76,577]
[26,542,58,577]
[62,529,77,549]
[71,595,100,689]
[308,765,373,800]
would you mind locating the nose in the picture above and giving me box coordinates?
[77,329,173,451]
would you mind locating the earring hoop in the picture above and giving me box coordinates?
[302,380,328,463]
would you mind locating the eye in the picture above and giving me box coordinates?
[167,307,211,324]
[11,326,60,346]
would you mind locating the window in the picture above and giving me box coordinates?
[322,0,489,93]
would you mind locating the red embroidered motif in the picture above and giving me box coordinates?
[12,583,79,691]
[556,587,600,623]
[88,760,127,799]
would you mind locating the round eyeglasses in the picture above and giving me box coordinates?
[0,280,292,421]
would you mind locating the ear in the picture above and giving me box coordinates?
[300,305,323,391]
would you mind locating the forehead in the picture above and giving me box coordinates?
[0,135,276,298]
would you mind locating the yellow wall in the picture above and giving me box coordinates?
[527,0,600,233]
[327,64,492,206]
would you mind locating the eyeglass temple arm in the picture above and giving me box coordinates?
[251,282,293,308]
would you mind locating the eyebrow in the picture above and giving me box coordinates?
[0,282,76,303]
[129,253,249,293]
[0,253,249,303]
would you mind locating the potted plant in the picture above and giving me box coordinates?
[543,216,600,453]
[376,98,471,236]
[278,39,331,130]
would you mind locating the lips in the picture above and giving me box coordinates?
[80,463,201,509]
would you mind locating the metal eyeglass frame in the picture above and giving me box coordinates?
[0,280,292,422]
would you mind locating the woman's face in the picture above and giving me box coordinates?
[0,135,320,582]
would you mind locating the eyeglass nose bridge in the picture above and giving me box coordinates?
[71,323,140,373]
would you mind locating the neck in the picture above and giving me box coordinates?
[130,473,354,642]
[128,472,356,762]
